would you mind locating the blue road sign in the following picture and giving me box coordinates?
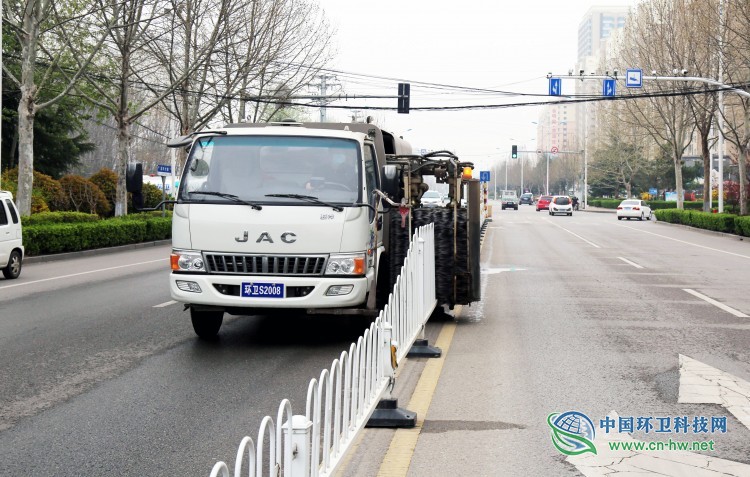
[549,78,561,96]
[626,69,643,88]
[156,164,172,176]
[649,187,658,196]
[480,171,491,182]
[603,79,616,97]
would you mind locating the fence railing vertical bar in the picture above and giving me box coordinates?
[276,400,293,474]
[207,224,435,477]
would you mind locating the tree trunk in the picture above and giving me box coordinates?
[701,132,711,212]
[14,0,43,216]
[16,95,35,216]
[674,155,684,210]
[115,119,130,216]
[740,149,748,216]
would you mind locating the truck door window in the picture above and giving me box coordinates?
[0,202,7,226]
[364,145,378,221]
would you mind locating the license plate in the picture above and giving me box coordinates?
[241,282,284,298]
[624,207,631,210]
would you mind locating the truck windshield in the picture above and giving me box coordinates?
[179,135,361,204]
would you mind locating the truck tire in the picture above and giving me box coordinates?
[191,309,223,339]
[2,250,22,279]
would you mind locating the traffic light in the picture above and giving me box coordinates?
[397,83,410,114]
[511,145,518,159]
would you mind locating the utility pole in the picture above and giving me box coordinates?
[308,74,337,122]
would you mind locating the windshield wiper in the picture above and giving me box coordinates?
[265,194,344,212]
[188,191,262,210]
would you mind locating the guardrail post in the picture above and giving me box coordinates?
[407,235,442,359]
[366,321,417,428]
[285,415,311,476]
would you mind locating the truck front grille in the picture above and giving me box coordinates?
[204,253,327,276]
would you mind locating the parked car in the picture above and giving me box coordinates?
[0,191,24,279]
[536,195,553,211]
[420,190,444,208]
[549,195,573,216]
[616,199,652,221]
[519,192,534,205]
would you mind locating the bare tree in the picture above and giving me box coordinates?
[152,0,334,140]
[618,0,698,209]
[720,0,750,215]
[72,0,232,215]
[2,0,110,215]
[682,0,720,212]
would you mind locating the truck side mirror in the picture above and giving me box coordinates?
[380,165,400,205]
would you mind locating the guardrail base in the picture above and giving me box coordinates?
[366,399,417,428]
[407,339,442,358]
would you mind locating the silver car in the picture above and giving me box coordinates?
[420,190,443,208]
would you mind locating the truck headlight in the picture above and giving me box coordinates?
[171,249,206,272]
[325,253,366,276]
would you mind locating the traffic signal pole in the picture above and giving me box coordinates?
[548,71,750,212]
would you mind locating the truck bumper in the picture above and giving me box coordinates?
[170,270,372,310]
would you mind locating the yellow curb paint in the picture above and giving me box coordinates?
[377,315,459,477]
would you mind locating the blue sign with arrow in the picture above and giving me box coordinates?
[480,171,491,182]
[549,78,561,96]
[603,79,616,97]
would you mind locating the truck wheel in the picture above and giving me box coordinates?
[190,309,223,339]
[2,250,22,279]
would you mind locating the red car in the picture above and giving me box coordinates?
[536,195,552,211]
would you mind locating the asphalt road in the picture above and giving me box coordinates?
[0,245,376,476]
[1,206,749,476]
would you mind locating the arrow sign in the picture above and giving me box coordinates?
[603,79,616,97]
[626,68,643,88]
[549,78,561,96]
[679,354,750,431]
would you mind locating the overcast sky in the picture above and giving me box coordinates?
[315,0,637,172]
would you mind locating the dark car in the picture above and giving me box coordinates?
[519,193,534,205]
[536,195,552,211]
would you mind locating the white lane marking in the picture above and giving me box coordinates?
[683,289,749,318]
[567,410,750,476]
[619,224,750,260]
[153,300,177,308]
[0,259,168,290]
[679,354,750,432]
[545,219,601,248]
[618,256,644,269]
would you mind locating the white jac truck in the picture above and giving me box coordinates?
[163,122,481,338]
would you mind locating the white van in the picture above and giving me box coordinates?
[0,191,23,279]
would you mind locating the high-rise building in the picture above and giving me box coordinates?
[577,6,630,63]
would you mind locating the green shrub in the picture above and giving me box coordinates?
[22,211,100,226]
[735,216,750,237]
[654,209,739,234]
[22,215,171,256]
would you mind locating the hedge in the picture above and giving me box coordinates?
[653,209,750,236]
[23,214,172,256]
[588,199,718,210]
[22,211,101,226]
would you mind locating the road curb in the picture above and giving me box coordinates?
[24,240,172,264]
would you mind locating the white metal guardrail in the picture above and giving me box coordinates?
[208,224,437,477]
